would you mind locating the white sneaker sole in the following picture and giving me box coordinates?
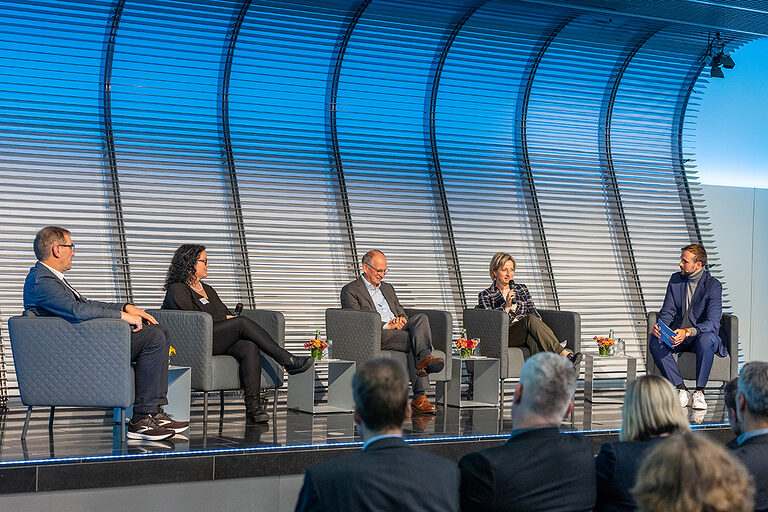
[157,422,190,434]
[127,429,175,441]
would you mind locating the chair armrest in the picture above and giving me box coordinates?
[721,313,738,378]
[463,308,508,377]
[149,309,213,390]
[405,308,453,381]
[326,308,381,367]
[646,312,661,375]
[241,309,285,387]
[539,309,581,353]
[404,308,453,356]
[8,316,133,407]
[241,309,285,348]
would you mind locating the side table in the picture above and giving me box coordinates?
[287,359,356,414]
[114,365,191,423]
[436,356,499,408]
[584,354,637,403]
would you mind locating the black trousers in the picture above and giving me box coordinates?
[213,316,292,406]
[380,313,433,397]
[130,324,170,415]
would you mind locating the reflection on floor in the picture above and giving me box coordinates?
[0,385,729,464]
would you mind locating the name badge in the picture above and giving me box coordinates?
[199,297,209,305]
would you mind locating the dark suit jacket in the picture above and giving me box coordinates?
[730,432,768,512]
[294,436,460,512]
[459,426,596,512]
[340,277,406,319]
[596,438,664,512]
[658,271,727,356]
[23,261,124,322]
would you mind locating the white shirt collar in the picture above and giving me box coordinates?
[40,261,67,281]
[362,274,378,291]
[40,261,80,298]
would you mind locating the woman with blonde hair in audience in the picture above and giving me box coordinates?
[633,432,754,512]
[595,375,690,511]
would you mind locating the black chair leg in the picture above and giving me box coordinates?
[220,390,225,419]
[203,392,209,424]
[21,406,32,440]
[120,408,126,441]
[48,406,55,431]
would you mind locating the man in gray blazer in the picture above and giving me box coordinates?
[294,358,459,512]
[23,226,188,440]
[730,362,768,512]
[340,250,444,413]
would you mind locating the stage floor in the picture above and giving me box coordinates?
[0,383,730,464]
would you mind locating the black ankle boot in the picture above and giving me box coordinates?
[284,355,313,375]
[246,405,269,424]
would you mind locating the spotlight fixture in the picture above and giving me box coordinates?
[703,32,735,79]
[719,53,735,69]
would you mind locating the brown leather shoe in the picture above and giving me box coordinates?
[411,395,437,413]
[416,355,445,377]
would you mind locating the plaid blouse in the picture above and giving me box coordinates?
[477,282,541,324]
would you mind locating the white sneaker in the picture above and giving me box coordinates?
[692,390,708,410]
[678,388,690,408]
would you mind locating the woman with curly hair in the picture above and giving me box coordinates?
[633,432,754,512]
[596,375,690,511]
[162,244,311,424]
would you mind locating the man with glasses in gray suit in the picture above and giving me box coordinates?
[340,249,444,413]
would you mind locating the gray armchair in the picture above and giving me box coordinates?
[148,309,285,421]
[8,314,134,440]
[646,312,738,385]
[463,308,581,402]
[325,308,452,398]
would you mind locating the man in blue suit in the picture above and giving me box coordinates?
[294,358,459,512]
[23,226,188,440]
[650,244,726,410]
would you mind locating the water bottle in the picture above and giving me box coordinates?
[616,338,626,357]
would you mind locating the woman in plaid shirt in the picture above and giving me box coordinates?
[478,252,582,367]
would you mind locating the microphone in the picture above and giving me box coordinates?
[234,303,243,316]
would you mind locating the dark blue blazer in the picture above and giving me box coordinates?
[294,436,459,512]
[596,438,664,512]
[730,433,768,512]
[23,261,123,323]
[658,271,727,356]
[459,427,596,512]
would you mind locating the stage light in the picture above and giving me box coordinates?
[702,33,734,79]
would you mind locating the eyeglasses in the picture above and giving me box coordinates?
[364,263,388,275]
[197,259,208,265]
[57,244,75,250]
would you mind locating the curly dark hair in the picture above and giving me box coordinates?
[164,244,206,291]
